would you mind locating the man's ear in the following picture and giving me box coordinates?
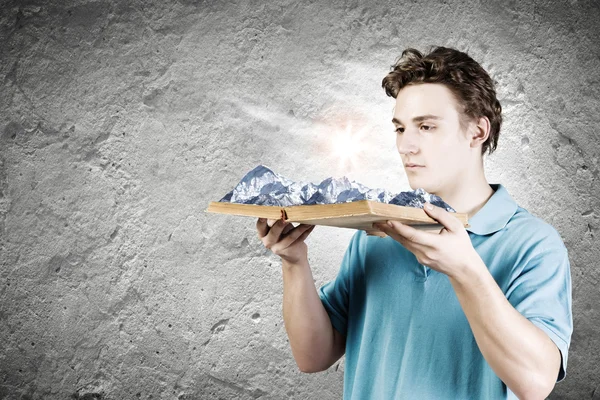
[470,116,491,149]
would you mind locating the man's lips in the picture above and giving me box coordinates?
[405,164,424,168]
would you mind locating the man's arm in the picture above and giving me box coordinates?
[256,217,346,372]
[449,259,561,400]
[281,258,346,373]
[373,204,568,400]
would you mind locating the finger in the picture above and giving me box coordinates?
[281,222,295,236]
[375,220,434,247]
[277,224,315,249]
[257,218,270,238]
[261,219,288,246]
[294,224,316,243]
[373,222,427,252]
[365,230,387,237]
[391,220,436,246]
[423,202,463,233]
[257,217,282,238]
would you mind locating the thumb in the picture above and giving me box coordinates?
[423,202,460,233]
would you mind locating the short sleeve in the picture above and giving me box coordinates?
[505,241,573,382]
[317,230,364,337]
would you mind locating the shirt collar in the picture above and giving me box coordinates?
[465,184,518,236]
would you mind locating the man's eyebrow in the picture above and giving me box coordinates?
[392,115,443,125]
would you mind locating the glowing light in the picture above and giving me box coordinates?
[330,121,367,170]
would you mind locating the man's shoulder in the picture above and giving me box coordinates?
[505,205,567,252]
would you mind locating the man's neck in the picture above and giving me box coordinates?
[434,167,495,219]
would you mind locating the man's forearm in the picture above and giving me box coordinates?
[281,259,336,372]
[449,258,561,400]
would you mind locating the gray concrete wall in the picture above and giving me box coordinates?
[0,0,598,398]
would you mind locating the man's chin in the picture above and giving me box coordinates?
[407,179,435,194]
[407,179,423,191]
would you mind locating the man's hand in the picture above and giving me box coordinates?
[372,202,479,278]
[256,217,315,265]
[376,202,562,398]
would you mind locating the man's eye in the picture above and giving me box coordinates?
[421,125,433,131]
[395,127,404,133]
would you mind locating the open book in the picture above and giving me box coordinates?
[205,200,470,238]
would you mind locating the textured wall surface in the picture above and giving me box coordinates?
[1,0,599,398]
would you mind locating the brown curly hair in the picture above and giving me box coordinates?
[381,46,502,155]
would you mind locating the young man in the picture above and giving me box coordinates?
[256,46,572,399]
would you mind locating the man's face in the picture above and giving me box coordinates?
[392,83,473,194]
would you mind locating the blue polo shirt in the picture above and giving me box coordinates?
[318,183,573,399]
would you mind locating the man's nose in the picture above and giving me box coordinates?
[397,130,419,154]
